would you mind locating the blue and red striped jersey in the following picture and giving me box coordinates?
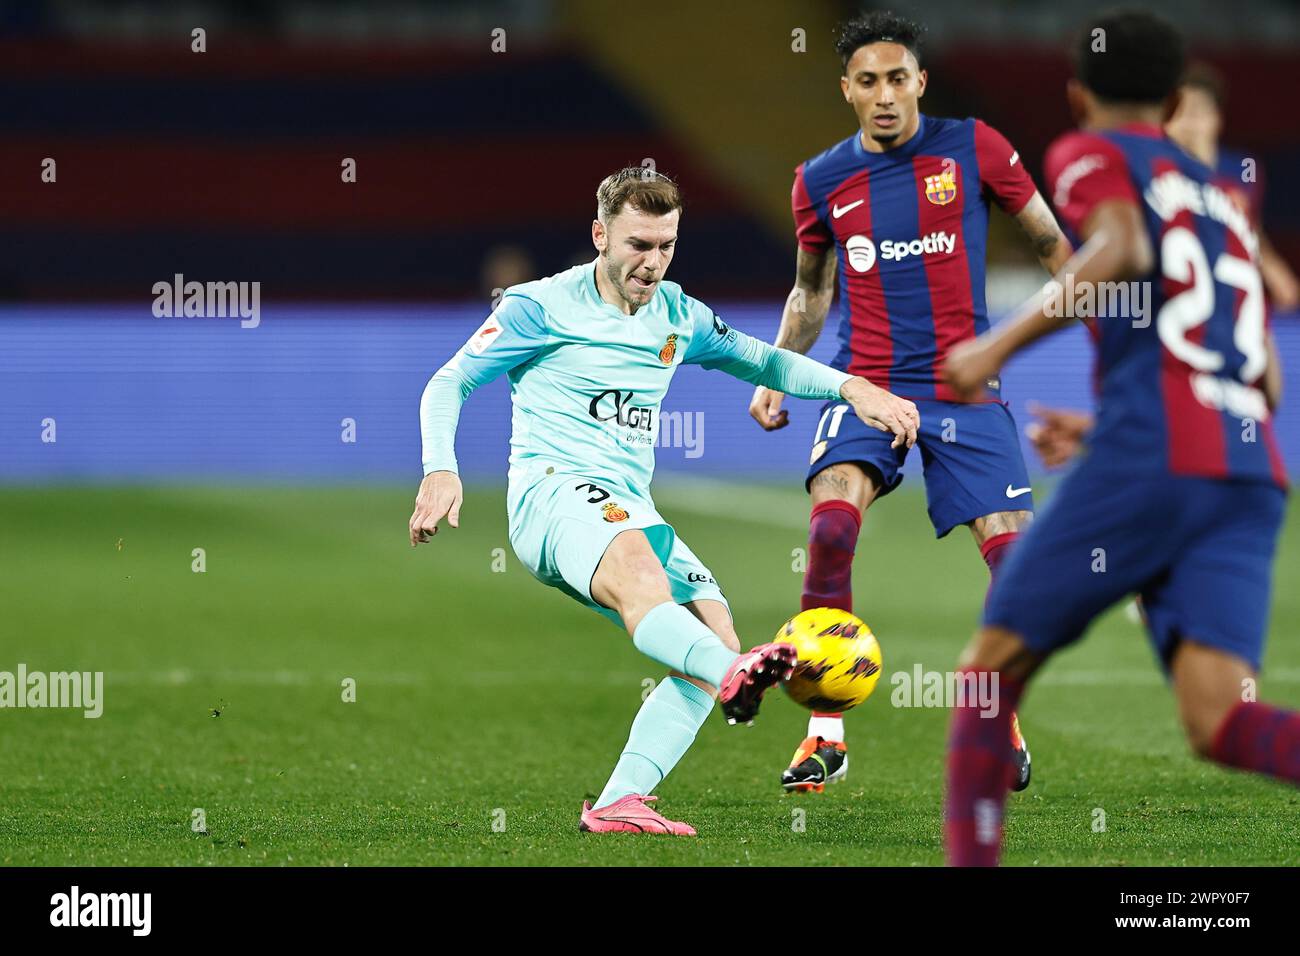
[793,114,1037,402]
[1045,123,1286,488]
[1213,147,1265,229]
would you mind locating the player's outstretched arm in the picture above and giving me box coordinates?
[684,302,918,450]
[411,363,471,545]
[945,199,1151,399]
[410,294,548,546]
[750,247,837,431]
[840,376,919,450]
[410,470,464,546]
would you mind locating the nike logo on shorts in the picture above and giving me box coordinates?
[1005,485,1032,498]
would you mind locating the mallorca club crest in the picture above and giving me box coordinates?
[924,169,958,206]
[659,333,679,365]
[601,502,630,523]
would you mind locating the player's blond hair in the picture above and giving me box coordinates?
[596,167,682,223]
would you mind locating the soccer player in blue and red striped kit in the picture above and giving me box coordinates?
[943,9,1293,866]
[1165,60,1300,312]
[749,12,1072,792]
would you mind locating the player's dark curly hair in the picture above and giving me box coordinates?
[1073,9,1185,104]
[834,11,926,71]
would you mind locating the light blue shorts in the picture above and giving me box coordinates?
[509,472,729,628]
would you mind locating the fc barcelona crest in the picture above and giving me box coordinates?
[659,333,679,364]
[924,170,958,205]
[602,502,630,523]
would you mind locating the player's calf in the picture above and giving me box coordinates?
[685,598,742,655]
[946,625,1040,865]
[1209,701,1300,785]
[674,600,741,698]
[802,498,862,612]
[1174,641,1300,783]
[1171,641,1253,759]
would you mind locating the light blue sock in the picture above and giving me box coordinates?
[632,601,738,688]
[595,676,715,809]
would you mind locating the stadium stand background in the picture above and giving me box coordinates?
[1,0,1296,481]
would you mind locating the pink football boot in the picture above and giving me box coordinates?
[718,642,798,725]
[579,795,697,836]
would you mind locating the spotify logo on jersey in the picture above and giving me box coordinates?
[846,231,957,272]
[846,235,877,273]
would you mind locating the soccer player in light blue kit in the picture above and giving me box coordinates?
[410,168,919,835]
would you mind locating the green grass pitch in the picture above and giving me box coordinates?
[1,482,1296,866]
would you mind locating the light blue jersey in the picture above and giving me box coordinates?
[421,259,850,506]
[419,259,852,623]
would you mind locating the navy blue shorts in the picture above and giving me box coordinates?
[805,398,1034,537]
[984,461,1287,672]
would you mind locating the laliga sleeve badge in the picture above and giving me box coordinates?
[810,440,828,464]
[659,333,679,364]
[602,502,630,523]
[466,314,502,355]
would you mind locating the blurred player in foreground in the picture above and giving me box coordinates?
[943,10,1293,866]
[1021,61,1295,511]
[750,11,1071,793]
[1166,61,1300,311]
[410,168,919,836]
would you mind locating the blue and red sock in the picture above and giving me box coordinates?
[802,499,861,613]
[979,531,1019,604]
[944,669,1022,866]
[800,500,861,741]
[1211,700,1300,784]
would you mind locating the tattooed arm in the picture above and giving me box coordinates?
[774,246,837,353]
[1014,191,1073,275]
[749,247,838,430]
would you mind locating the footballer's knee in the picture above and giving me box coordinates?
[592,530,672,632]
[613,563,673,633]
[958,625,1041,683]
[808,462,879,514]
[968,509,1033,547]
[1170,640,1254,760]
